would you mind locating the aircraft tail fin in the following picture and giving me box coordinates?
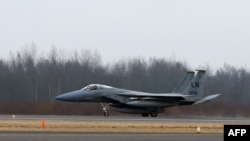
[172,71,194,93]
[183,70,206,97]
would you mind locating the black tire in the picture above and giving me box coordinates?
[150,110,158,117]
[104,112,109,116]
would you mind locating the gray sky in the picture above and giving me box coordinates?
[1,0,250,70]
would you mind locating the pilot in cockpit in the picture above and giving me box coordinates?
[82,84,106,91]
[92,85,98,90]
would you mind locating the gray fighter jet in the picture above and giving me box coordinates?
[55,70,220,117]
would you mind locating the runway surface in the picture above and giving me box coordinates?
[0,133,223,141]
[1,115,250,124]
[0,115,249,140]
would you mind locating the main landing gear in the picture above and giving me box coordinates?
[141,110,158,117]
[101,103,109,116]
[150,110,158,117]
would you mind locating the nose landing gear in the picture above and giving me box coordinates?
[101,103,109,116]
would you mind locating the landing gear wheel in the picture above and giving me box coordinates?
[101,103,109,117]
[150,110,158,117]
[104,111,109,116]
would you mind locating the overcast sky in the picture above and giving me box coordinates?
[1,0,250,70]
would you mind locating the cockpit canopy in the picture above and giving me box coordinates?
[82,84,113,91]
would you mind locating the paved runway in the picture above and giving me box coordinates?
[1,115,250,124]
[1,115,248,140]
[0,133,223,141]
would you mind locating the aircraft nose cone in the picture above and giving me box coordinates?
[55,94,70,101]
[55,90,85,102]
[55,95,64,101]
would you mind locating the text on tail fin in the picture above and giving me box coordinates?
[184,70,206,96]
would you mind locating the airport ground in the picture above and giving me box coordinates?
[0,115,249,141]
[0,133,223,141]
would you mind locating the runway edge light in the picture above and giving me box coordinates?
[196,127,201,133]
[12,115,15,120]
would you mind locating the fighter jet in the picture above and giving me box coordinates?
[55,70,220,117]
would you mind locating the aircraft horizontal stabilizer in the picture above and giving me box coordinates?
[193,94,220,104]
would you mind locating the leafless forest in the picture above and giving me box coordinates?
[0,46,250,117]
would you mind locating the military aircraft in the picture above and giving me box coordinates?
[55,70,220,117]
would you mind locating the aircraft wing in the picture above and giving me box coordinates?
[101,91,188,104]
[117,91,187,100]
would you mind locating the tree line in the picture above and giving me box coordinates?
[0,45,250,116]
